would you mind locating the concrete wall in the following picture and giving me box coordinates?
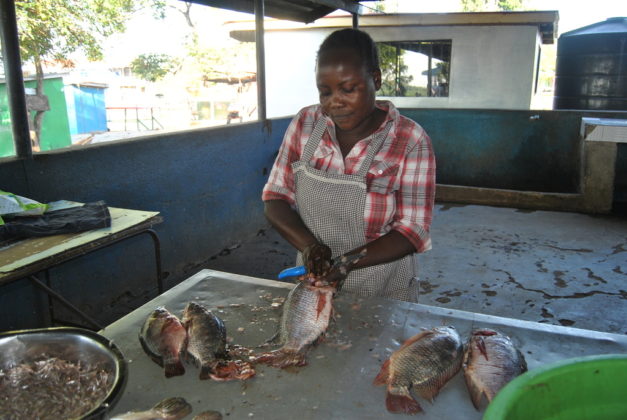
[264,25,541,118]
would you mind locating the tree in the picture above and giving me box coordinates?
[15,0,151,149]
[131,54,180,82]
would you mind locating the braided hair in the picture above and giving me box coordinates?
[316,28,380,73]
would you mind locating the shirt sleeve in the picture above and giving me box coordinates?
[391,125,436,253]
[261,110,306,206]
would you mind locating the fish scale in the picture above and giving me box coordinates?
[462,328,527,409]
[254,281,335,368]
[374,326,464,414]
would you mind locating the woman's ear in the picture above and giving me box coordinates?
[372,69,382,90]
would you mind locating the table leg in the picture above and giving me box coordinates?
[29,275,104,330]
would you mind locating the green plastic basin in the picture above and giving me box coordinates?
[483,354,627,420]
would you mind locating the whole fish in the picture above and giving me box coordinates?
[182,301,255,381]
[253,281,335,368]
[110,397,192,420]
[253,253,364,368]
[463,328,527,409]
[373,326,464,414]
[139,307,187,377]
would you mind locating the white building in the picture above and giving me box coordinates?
[229,11,559,118]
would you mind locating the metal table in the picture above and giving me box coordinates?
[101,270,627,419]
[0,202,163,330]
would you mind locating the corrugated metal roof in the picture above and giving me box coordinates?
[186,0,376,23]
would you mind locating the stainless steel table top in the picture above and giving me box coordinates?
[101,270,627,419]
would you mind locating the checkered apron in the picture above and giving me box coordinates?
[292,116,418,302]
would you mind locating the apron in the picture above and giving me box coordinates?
[292,116,418,302]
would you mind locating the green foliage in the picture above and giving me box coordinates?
[130,53,179,82]
[378,43,413,96]
[15,0,145,65]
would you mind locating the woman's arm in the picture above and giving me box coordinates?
[264,199,318,253]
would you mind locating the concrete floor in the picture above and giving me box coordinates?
[204,203,627,335]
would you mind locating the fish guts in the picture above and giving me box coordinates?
[462,328,527,409]
[374,326,464,414]
[253,281,335,368]
[139,307,187,378]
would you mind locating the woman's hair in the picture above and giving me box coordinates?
[317,28,380,73]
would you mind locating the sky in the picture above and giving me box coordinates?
[387,0,625,33]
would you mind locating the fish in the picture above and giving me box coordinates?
[252,252,364,368]
[192,410,223,420]
[139,307,187,377]
[373,326,464,414]
[110,397,192,420]
[462,328,527,409]
[182,301,255,381]
[252,281,336,368]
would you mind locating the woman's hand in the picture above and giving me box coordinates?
[302,242,332,276]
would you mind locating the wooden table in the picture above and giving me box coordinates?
[0,201,163,329]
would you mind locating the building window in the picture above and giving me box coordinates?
[377,40,451,98]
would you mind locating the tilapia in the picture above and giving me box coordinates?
[182,301,255,381]
[139,307,187,377]
[252,281,335,368]
[373,326,464,414]
[110,397,192,420]
[463,328,527,409]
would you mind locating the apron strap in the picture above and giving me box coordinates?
[301,116,328,162]
[355,119,393,177]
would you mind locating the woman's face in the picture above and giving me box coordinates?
[316,48,381,134]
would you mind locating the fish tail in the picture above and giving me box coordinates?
[385,388,422,414]
[251,349,307,368]
[209,360,256,381]
[164,360,185,378]
[373,359,391,386]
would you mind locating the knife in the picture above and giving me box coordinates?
[277,252,365,280]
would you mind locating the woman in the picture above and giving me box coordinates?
[262,28,435,302]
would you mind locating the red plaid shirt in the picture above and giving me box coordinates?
[262,100,435,253]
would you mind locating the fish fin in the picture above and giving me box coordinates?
[251,349,307,368]
[373,359,391,386]
[464,375,485,410]
[164,360,185,378]
[415,384,441,402]
[398,330,434,351]
[209,360,256,381]
[385,388,422,414]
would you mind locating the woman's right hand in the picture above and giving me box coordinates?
[302,242,332,276]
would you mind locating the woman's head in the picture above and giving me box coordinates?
[315,29,383,135]
[316,28,380,74]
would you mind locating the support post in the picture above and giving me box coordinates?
[254,0,267,123]
[0,0,32,158]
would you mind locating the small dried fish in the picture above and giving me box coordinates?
[0,356,111,419]
[110,397,192,420]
